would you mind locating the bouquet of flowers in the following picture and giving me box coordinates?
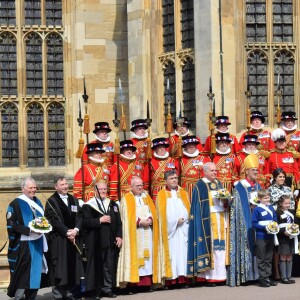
[286,223,299,236]
[29,216,52,233]
[250,196,259,206]
[266,221,279,234]
[216,188,231,199]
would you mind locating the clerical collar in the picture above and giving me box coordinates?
[120,153,136,161]
[250,124,264,131]
[131,131,148,140]
[154,151,169,159]
[183,149,199,158]
[175,129,189,137]
[95,135,111,143]
[166,186,178,191]
[281,124,297,132]
[245,177,256,187]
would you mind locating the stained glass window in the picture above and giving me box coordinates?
[182,58,195,129]
[274,50,294,112]
[246,0,266,42]
[247,50,269,122]
[46,33,64,95]
[181,0,194,49]
[27,103,44,167]
[48,102,65,166]
[0,0,15,26]
[25,33,43,95]
[0,32,17,96]
[162,0,175,52]
[1,103,18,166]
[273,0,293,42]
[46,0,62,26]
[24,0,41,26]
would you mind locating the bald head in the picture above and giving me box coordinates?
[203,162,217,181]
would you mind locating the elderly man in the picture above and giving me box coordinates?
[82,122,115,167]
[235,134,267,187]
[130,119,150,165]
[117,177,160,292]
[110,140,147,201]
[239,111,274,151]
[45,176,83,300]
[281,111,300,152]
[227,154,261,286]
[149,137,178,201]
[156,170,190,287]
[6,177,48,299]
[187,162,229,285]
[181,135,211,199]
[74,142,109,202]
[82,180,122,299]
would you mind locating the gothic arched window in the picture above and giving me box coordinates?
[46,33,64,95]
[27,103,44,167]
[46,0,62,26]
[25,33,43,95]
[164,62,176,124]
[0,32,17,96]
[1,102,18,166]
[247,50,268,120]
[24,0,41,26]
[48,102,65,166]
[0,0,15,26]
[181,0,194,49]
[182,58,195,129]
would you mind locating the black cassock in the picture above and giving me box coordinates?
[81,198,122,292]
[45,192,83,287]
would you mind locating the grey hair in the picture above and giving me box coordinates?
[203,162,216,174]
[21,177,36,189]
[164,170,177,181]
[130,176,143,186]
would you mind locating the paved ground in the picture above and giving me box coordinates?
[1,278,300,300]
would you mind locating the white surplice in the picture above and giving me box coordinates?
[166,189,189,279]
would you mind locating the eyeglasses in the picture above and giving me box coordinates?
[133,184,143,187]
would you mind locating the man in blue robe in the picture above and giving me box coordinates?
[227,153,261,286]
[187,162,229,284]
[6,177,47,299]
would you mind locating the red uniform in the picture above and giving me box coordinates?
[82,139,115,167]
[239,129,275,151]
[169,134,203,157]
[204,134,239,155]
[109,156,147,201]
[235,151,267,188]
[265,149,300,188]
[149,155,178,201]
[283,129,300,152]
[180,154,211,199]
[73,162,109,201]
[212,152,239,192]
[130,137,150,165]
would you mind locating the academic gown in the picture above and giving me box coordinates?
[6,197,46,298]
[45,192,83,287]
[81,198,122,292]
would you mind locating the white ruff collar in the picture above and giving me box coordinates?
[251,123,264,130]
[216,128,229,133]
[243,148,258,155]
[183,149,199,158]
[131,131,148,139]
[216,147,231,155]
[120,153,136,160]
[175,129,189,137]
[88,156,104,163]
[282,124,297,132]
[154,151,169,159]
[95,135,111,143]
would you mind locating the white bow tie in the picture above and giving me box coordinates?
[60,195,68,200]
